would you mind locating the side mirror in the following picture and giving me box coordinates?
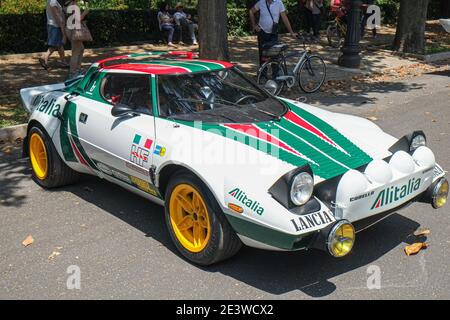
[111,103,137,117]
[264,80,279,96]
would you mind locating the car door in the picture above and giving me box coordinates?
[69,71,159,196]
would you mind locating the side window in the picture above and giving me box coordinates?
[100,74,153,115]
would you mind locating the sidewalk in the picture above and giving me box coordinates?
[0,28,448,129]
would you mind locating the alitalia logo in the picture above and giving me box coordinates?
[228,188,264,215]
[371,178,421,210]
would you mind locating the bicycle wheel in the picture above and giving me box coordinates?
[297,55,326,94]
[326,24,342,48]
[257,60,286,96]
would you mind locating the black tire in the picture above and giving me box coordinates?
[164,172,242,265]
[298,55,327,93]
[28,126,80,188]
[326,24,342,48]
[257,60,286,96]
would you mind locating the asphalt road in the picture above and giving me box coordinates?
[1,71,449,300]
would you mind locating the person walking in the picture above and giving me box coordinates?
[174,2,198,45]
[304,0,323,41]
[249,0,297,66]
[157,2,177,47]
[65,0,91,79]
[39,0,68,70]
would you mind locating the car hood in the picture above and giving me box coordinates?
[172,99,378,181]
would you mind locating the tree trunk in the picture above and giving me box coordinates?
[198,0,229,60]
[393,0,430,54]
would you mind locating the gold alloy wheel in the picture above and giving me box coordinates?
[169,184,211,253]
[29,132,48,180]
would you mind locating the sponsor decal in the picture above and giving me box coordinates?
[290,211,335,232]
[96,161,131,184]
[153,145,166,157]
[228,188,264,215]
[95,160,159,197]
[130,176,158,196]
[433,164,444,177]
[35,98,61,118]
[126,162,150,176]
[130,134,153,167]
[371,177,421,210]
[350,191,375,202]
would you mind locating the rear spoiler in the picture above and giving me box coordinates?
[20,83,66,113]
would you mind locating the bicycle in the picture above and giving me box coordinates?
[326,12,347,48]
[256,35,327,96]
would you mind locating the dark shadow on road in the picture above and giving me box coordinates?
[0,146,30,207]
[36,166,422,298]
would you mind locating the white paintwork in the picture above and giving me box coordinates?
[19,75,447,251]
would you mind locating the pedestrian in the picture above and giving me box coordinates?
[304,0,323,41]
[361,0,377,38]
[65,0,91,79]
[249,0,297,66]
[39,0,68,70]
[157,2,177,47]
[174,2,198,45]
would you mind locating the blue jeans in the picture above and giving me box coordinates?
[161,24,175,43]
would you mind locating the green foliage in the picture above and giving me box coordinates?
[377,0,400,25]
[0,0,45,14]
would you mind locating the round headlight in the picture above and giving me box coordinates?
[410,134,426,152]
[327,220,355,258]
[290,172,314,206]
[432,178,449,209]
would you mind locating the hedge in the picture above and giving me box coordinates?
[0,2,444,54]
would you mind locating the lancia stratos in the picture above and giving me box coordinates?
[20,51,448,265]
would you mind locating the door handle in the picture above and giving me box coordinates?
[79,113,88,124]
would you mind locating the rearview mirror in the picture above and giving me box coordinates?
[111,103,138,118]
[264,80,278,96]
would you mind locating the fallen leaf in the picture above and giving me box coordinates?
[48,251,61,260]
[22,235,34,247]
[414,228,431,237]
[404,242,428,256]
[367,116,378,121]
[1,146,12,154]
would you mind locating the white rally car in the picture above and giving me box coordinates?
[20,52,448,265]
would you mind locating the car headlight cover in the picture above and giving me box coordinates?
[290,172,314,206]
[327,220,355,258]
[410,134,426,152]
[433,178,449,209]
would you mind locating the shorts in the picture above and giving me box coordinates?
[47,25,64,48]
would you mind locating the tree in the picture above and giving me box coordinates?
[393,0,430,54]
[198,0,229,60]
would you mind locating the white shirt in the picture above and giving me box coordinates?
[46,0,63,27]
[254,0,286,34]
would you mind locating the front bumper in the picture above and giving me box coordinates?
[332,147,444,223]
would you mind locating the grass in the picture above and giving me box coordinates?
[0,95,28,128]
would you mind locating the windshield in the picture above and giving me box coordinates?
[157,68,287,123]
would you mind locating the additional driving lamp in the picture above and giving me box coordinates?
[432,178,449,209]
[327,220,355,258]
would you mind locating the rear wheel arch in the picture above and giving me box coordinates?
[24,120,50,158]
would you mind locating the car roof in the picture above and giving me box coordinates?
[96,51,234,75]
